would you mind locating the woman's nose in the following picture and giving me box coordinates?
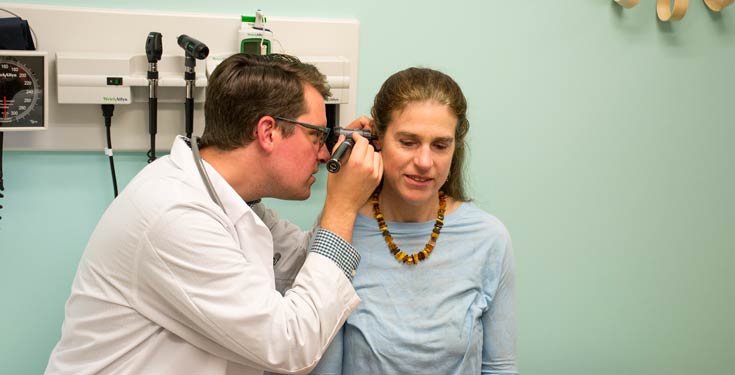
[414,146,432,169]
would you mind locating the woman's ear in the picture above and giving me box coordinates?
[373,138,383,152]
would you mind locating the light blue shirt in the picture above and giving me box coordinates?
[310,202,518,375]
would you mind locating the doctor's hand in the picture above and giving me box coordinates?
[320,132,382,243]
[344,115,373,132]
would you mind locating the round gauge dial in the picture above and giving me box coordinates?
[0,53,45,130]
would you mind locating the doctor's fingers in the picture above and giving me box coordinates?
[348,131,375,161]
[330,133,346,155]
[345,134,379,178]
[345,115,372,131]
[347,144,381,198]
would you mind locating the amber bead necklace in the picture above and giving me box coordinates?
[371,189,446,265]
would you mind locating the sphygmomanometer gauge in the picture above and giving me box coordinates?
[0,50,47,131]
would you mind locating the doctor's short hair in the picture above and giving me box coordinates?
[371,67,470,201]
[201,53,330,150]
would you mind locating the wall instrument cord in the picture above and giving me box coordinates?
[101,104,119,198]
[0,132,5,221]
[146,98,157,163]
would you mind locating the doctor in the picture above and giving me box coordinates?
[45,53,382,375]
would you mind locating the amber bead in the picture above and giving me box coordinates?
[372,189,446,265]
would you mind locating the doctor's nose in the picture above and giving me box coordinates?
[317,143,331,163]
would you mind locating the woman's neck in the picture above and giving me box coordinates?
[377,188,441,223]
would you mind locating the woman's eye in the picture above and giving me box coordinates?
[434,143,449,150]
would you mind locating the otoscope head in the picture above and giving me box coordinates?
[325,127,376,153]
[177,34,209,60]
[145,32,163,63]
[325,127,377,173]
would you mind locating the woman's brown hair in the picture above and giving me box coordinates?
[371,67,470,201]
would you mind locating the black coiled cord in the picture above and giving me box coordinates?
[0,131,4,221]
[146,136,156,163]
[146,97,157,163]
[101,104,118,198]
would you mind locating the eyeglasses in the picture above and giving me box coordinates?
[273,116,331,148]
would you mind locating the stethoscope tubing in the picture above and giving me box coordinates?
[191,136,226,213]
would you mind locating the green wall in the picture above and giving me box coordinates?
[2,1,734,374]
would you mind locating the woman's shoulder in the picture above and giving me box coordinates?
[450,201,510,238]
[450,201,504,225]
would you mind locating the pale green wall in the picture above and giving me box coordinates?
[2,1,734,374]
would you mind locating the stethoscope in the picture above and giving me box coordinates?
[192,137,279,265]
[190,136,226,214]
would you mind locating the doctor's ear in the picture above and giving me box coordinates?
[254,116,277,151]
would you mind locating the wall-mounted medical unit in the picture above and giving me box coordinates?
[0,3,359,151]
[56,53,207,105]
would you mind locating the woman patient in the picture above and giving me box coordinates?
[311,67,518,374]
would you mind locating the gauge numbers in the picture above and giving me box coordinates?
[0,51,47,131]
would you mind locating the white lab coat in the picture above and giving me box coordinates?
[45,137,360,375]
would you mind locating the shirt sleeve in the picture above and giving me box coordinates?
[310,229,360,282]
[132,203,360,374]
[307,326,344,375]
[482,233,519,375]
[249,202,360,284]
[249,202,313,292]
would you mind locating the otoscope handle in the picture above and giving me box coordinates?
[146,32,162,163]
[149,98,157,136]
[326,138,355,173]
[146,98,158,163]
[185,98,194,139]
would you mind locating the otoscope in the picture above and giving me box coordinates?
[177,34,209,139]
[325,127,377,173]
[145,32,162,163]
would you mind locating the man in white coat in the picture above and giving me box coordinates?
[45,53,382,375]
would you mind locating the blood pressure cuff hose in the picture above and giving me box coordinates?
[0,16,35,50]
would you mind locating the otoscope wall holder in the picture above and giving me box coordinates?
[56,52,208,105]
[146,31,163,163]
[176,34,209,140]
